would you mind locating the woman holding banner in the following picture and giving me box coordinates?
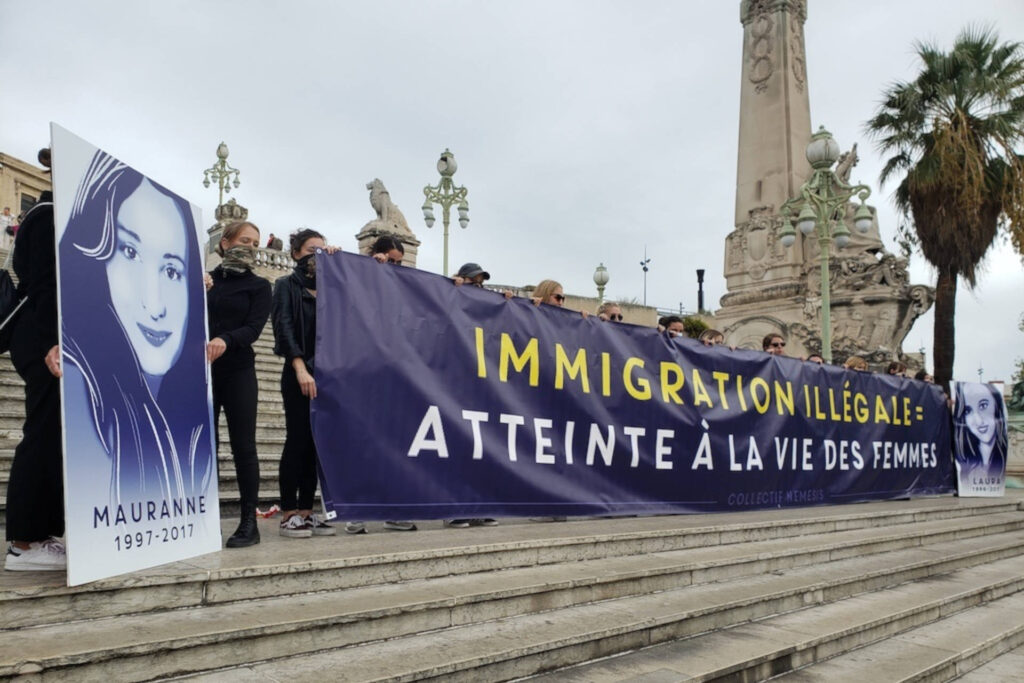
[206,220,271,548]
[272,229,340,538]
[59,150,214,511]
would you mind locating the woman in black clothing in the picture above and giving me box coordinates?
[206,220,272,547]
[271,229,338,538]
[4,189,66,571]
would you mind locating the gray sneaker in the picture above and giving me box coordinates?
[384,520,417,531]
[444,519,471,528]
[470,518,499,527]
[345,521,367,535]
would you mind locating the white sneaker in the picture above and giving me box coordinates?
[345,521,367,535]
[279,514,313,538]
[5,538,66,571]
[384,520,417,532]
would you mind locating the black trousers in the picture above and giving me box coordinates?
[6,359,64,542]
[279,363,318,510]
[212,363,260,507]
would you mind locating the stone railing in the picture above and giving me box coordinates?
[254,247,294,271]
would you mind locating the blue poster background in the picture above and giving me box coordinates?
[53,125,220,585]
[312,252,954,520]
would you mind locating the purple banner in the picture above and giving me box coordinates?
[311,251,954,519]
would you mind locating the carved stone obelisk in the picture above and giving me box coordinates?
[715,0,934,367]
[730,0,811,291]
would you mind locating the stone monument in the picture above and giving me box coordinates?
[715,0,933,367]
[355,178,421,267]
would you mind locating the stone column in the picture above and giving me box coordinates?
[727,0,811,293]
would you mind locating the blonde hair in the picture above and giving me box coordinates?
[534,279,563,304]
[844,356,868,371]
[217,220,260,256]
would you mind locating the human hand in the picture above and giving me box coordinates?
[372,253,387,263]
[203,273,214,291]
[453,276,465,286]
[503,289,514,299]
[45,345,62,378]
[206,337,227,363]
[531,297,542,306]
[324,245,341,255]
[296,365,317,399]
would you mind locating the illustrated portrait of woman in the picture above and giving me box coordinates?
[59,150,214,506]
[953,382,1008,486]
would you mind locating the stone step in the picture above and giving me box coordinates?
[166,529,1024,683]
[958,642,1024,682]
[2,498,1015,632]
[771,589,1024,681]
[3,499,1022,681]
[535,553,1024,682]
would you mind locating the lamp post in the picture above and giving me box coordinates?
[696,268,706,314]
[779,126,874,364]
[639,247,651,306]
[422,148,469,277]
[201,142,241,207]
[594,263,609,303]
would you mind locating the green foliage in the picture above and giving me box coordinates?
[865,27,1024,388]
[682,315,709,339]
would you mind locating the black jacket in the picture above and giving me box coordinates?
[10,193,57,372]
[207,266,272,372]
[271,271,317,368]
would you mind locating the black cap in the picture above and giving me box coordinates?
[456,263,490,280]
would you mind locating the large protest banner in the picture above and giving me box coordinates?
[952,381,1008,497]
[52,125,220,585]
[311,252,955,520]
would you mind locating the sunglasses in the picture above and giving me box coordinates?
[553,294,566,302]
[387,258,402,265]
[771,342,786,348]
[608,313,623,321]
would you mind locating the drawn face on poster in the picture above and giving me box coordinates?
[953,381,1008,496]
[53,124,220,585]
[59,148,213,503]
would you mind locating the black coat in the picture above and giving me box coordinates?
[271,271,317,368]
[206,266,272,372]
[10,192,57,373]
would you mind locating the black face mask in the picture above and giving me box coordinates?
[294,253,316,286]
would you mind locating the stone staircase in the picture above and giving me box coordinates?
[2,495,1024,681]
[0,334,288,516]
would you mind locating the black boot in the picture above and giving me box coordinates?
[226,503,260,548]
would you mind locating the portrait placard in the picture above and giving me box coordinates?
[952,381,1008,497]
[51,124,220,585]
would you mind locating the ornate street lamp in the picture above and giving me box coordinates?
[201,142,241,207]
[422,149,469,276]
[778,126,874,363]
[593,263,610,303]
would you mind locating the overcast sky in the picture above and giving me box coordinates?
[2,0,1022,383]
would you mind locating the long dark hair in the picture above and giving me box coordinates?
[953,382,1008,473]
[59,150,213,504]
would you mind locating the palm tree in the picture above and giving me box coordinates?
[866,27,1024,391]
